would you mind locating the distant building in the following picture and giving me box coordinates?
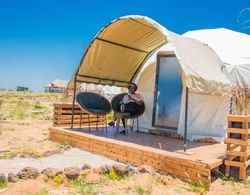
[44,79,68,93]
[17,86,29,91]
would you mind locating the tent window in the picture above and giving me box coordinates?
[152,54,183,130]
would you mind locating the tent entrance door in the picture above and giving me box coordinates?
[152,54,183,130]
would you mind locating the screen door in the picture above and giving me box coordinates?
[153,54,183,130]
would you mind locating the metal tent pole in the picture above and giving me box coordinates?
[184,86,189,152]
[71,75,77,129]
[79,112,82,129]
[105,115,108,134]
[88,114,91,132]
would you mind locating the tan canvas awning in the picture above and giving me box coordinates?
[68,15,231,95]
[68,16,168,88]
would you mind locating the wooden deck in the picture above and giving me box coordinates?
[49,126,226,184]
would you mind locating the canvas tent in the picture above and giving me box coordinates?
[69,15,233,142]
[183,28,250,87]
[80,83,122,100]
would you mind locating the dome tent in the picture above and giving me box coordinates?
[69,15,233,142]
[183,28,250,87]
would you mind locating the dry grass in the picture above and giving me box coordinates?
[0,91,61,120]
[0,91,66,159]
[231,86,250,115]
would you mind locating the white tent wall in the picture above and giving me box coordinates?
[178,89,230,142]
[136,57,230,141]
[136,62,156,132]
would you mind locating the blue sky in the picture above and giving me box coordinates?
[0,0,249,91]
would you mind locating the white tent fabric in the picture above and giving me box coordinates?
[167,31,231,95]
[101,85,122,100]
[183,28,250,86]
[69,15,243,142]
[80,83,122,100]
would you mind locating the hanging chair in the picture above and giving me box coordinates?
[111,93,145,119]
[76,92,111,115]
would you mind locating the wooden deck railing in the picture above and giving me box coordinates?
[53,103,105,127]
[225,115,250,179]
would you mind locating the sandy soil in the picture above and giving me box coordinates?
[0,91,65,159]
[0,176,76,194]
[0,119,63,158]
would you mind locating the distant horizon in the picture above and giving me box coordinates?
[0,0,249,92]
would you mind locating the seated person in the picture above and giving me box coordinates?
[109,83,143,134]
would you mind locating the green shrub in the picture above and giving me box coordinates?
[0,180,7,189]
[72,178,99,195]
[134,185,145,195]
[106,169,125,180]
[53,174,64,185]
[188,181,209,194]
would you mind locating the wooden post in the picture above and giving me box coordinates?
[239,120,247,179]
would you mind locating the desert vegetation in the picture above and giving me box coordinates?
[0,91,68,159]
[1,163,250,194]
[0,91,60,120]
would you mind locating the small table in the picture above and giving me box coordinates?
[114,112,130,135]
